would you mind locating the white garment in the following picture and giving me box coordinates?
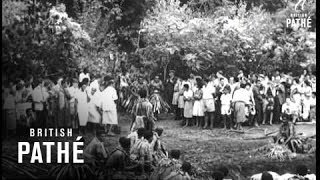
[68,86,79,103]
[250,171,281,180]
[101,86,118,111]
[32,86,49,111]
[79,72,90,83]
[202,83,215,100]
[278,173,295,180]
[101,86,118,125]
[310,96,316,106]
[90,79,100,91]
[232,88,250,104]
[193,88,204,117]
[302,96,311,119]
[75,90,89,126]
[304,174,316,180]
[88,91,102,124]
[220,93,232,115]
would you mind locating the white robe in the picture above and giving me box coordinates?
[75,90,89,126]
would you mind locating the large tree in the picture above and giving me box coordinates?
[139,0,316,76]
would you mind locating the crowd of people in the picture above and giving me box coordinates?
[118,67,316,131]
[1,64,317,179]
[2,66,316,135]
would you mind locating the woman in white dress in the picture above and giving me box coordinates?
[101,75,118,136]
[88,80,103,135]
[75,79,90,134]
[192,78,204,127]
[183,83,194,127]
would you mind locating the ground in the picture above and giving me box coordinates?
[2,112,316,179]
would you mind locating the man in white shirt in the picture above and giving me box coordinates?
[202,78,216,129]
[32,78,50,128]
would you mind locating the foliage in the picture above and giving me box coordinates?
[2,0,90,79]
[140,0,316,76]
[2,0,316,80]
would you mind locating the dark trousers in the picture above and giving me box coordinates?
[254,102,263,125]
[174,105,181,120]
[35,110,47,128]
[222,114,231,129]
[273,97,281,124]
[215,100,221,127]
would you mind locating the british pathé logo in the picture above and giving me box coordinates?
[295,0,307,11]
[286,0,311,29]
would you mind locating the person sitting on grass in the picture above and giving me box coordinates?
[106,137,131,172]
[274,117,298,152]
[130,130,154,174]
[106,137,146,179]
[152,127,168,163]
[150,149,182,180]
[129,127,145,152]
[163,161,192,180]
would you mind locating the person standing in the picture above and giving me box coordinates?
[101,75,118,136]
[192,78,204,127]
[274,78,286,124]
[220,85,232,129]
[3,88,16,136]
[183,84,193,127]
[178,77,190,124]
[57,79,71,127]
[232,83,250,130]
[165,70,176,113]
[75,78,90,134]
[31,78,50,128]
[68,78,79,130]
[131,89,156,132]
[172,77,181,120]
[150,75,167,119]
[301,80,312,121]
[88,80,103,135]
[202,77,216,129]
[252,79,263,126]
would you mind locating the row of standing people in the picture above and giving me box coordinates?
[169,71,316,130]
[2,71,119,136]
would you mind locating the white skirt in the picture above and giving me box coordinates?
[184,101,193,118]
[193,100,204,117]
[77,103,88,126]
[102,110,118,125]
[172,92,179,105]
[178,95,184,108]
[88,102,101,124]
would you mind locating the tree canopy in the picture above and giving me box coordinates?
[2,0,316,80]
